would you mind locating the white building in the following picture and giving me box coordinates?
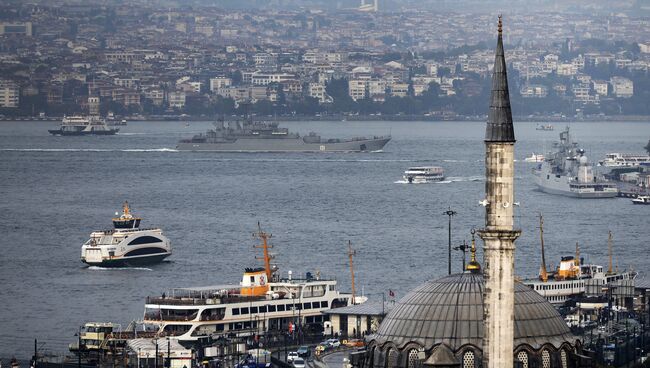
[168,91,186,108]
[520,84,548,98]
[426,62,438,76]
[0,80,19,108]
[251,73,295,86]
[556,63,577,76]
[348,79,367,101]
[592,80,608,96]
[210,77,232,92]
[308,83,332,104]
[610,77,633,98]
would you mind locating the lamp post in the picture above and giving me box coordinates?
[443,207,457,275]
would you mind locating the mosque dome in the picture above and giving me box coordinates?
[365,272,580,368]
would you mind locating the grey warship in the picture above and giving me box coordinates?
[176,118,391,152]
[532,127,617,198]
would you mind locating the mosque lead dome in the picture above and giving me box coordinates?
[364,271,581,368]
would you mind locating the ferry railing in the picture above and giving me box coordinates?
[146,295,268,305]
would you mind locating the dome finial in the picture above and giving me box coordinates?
[467,228,481,272]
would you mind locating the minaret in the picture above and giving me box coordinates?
[478,16,521,368]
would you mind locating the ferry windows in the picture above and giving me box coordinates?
[259,306,267,313]
[268,305,276,312]
[329,285,335,291]
[303,303,312,310]
[277,305,285,312]
[321,301,329,308]
[312,302,320,309]
[127,236,163,246]
[250,306,258,314]
[124,247,167,257]
[241,307,249,314]
[232,308,240,316]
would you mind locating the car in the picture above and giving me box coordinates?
[287,352,299,363]
[297,346,310,357]
[292,358,306,368]
[326,339,341,348]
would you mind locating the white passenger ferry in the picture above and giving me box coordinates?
[403,166,445,183]
[599,153,650,167]
[523,216,636,305]
[81,202,172,267]
[142,226,366,342]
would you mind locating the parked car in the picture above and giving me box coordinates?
[297,346,310,357]
[292,358,306,368]
[287,352,299,363]
[326,339,341,348]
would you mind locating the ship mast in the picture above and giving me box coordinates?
[539,214,548,282]
[253,222,273,280]
[348,240,356,305]
[123,201,130,217]
[607,231,614,275]
[575,242,580,267]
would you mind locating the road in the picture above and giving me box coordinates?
[320,351,349,368]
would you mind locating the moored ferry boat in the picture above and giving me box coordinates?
[49,115,119,136]
[402,166,444,183]
[536,124,554,131]
[599,152,650,167]
[524,153,545,162]
[523,216,636,305]
[81,202,171,267]
[142,226,366,343]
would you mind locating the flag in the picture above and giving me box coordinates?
[288,321,294,333]
[389,290,395,298]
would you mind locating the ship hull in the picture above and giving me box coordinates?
[83,252,170,267]
[176,137,390,152]
[48,129,119,136]
[533,172,618,198]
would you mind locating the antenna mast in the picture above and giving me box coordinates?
[539,214,548,282]
[348,240,357,305]
[253,222,273,280]
[607,231,614,275]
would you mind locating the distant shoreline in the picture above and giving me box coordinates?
[2,115,649,123]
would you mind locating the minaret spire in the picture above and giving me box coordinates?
[485,15,515,143]
[479,16,521,368]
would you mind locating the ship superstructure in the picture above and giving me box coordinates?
[49,115,119,136]
[599,152,650,167]
[176,117,390,152]
[532,127,617,198]
[142,226,366,343]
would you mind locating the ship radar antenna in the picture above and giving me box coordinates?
[253,223,274,280]
[466,228,481,272]
[348,240,357,305]
[539,213,548,282]
[607,230,614,275]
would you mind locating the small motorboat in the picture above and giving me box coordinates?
[632,195,650,205]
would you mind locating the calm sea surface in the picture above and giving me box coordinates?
[0,120,649,358]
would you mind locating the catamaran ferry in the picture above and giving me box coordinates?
[81,202,172,267]
[142,226,366,343]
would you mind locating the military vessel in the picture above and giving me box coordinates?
[176,118,390,152]
[532,127,617,198]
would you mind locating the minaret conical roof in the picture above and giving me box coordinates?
[485,16,515,143]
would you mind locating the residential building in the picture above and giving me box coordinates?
[210,77,232,92]
[168,91,186,108]
[610,77,633,98]
[592,80,608,96]
[0,80,19,108]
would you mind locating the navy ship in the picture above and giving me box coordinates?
[532,127,617,198]
[176,118,390,152]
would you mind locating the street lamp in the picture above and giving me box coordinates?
[443,207,457,275]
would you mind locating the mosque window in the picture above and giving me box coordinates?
[407,349,419,368]
[542,350,551,368]
[517,351,528,368]
[462,350,475,368]
[387,349,398,368]
[561,349,568,368]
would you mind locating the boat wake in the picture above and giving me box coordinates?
[87,266,153,271]
[1,148,178,152]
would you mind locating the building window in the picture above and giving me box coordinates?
[561,349,568,368]
[517,351,528,368]
[462,350,475,368]
[386,349,398,368]
[407,349,418,368]
[542,350,551,368]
